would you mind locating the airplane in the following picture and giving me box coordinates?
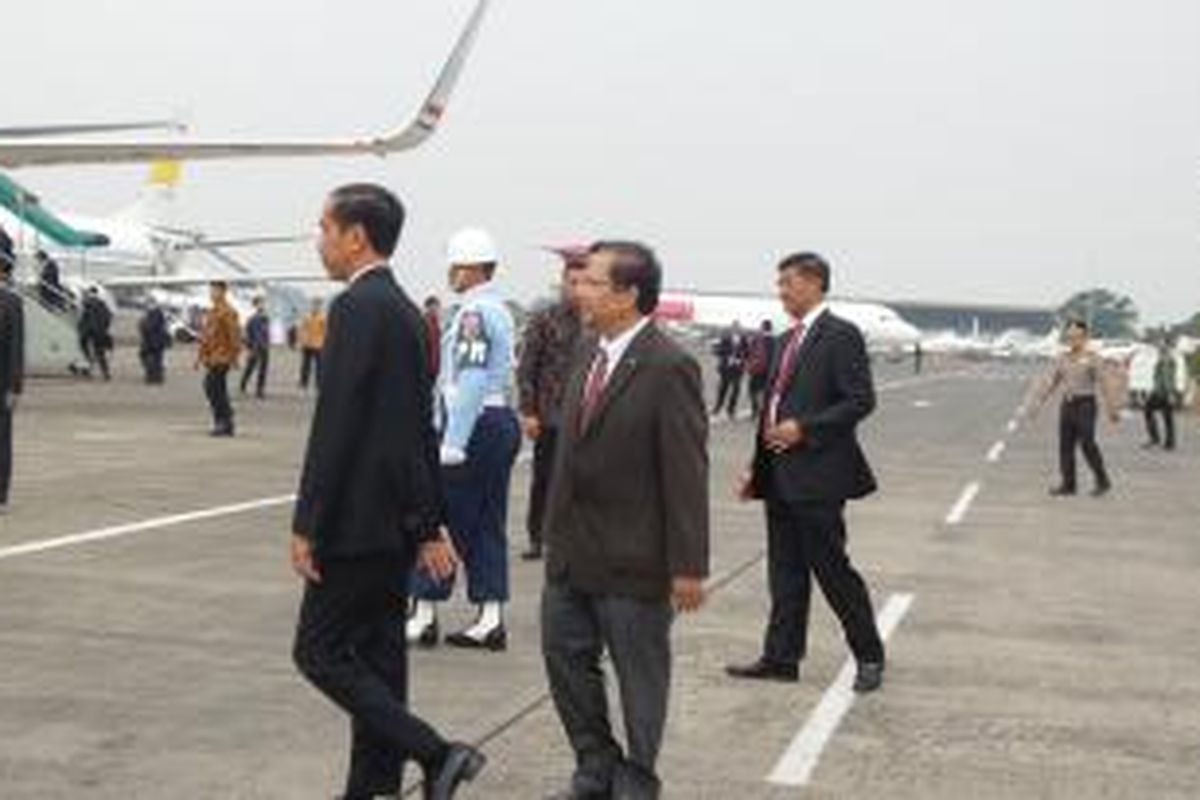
[0,0,489,169]
[653,289,923,356]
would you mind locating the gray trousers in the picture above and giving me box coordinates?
[541,580,674,800]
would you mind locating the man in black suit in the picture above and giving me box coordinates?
[0,255,24,514]
[727,252,886,693]
[541,241,709,800]
[290,183,485,800]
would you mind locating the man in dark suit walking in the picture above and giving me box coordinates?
[541,241,709,800]
[726,252,886,693]
[290,183,485,800]
[0,255,24,514]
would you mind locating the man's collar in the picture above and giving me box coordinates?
[348,261,388,286]
[800,300,828,331]
[459,279,496,301]
[600,316,650,353]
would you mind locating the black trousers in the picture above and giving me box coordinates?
[542,581,673,800]
[526,425,560,549]
[240,346,270,397]
[748,373,769,417]
[1058,397,1110,490]
[763,498,884,666]
[293,556,449,798]
[300,348,321,389]
[81,334,110,380]
[1143,391,1176,449]
[203,366,234,430]
[714,368,744,417]
[0,407,12,505]
[140,348,165,384]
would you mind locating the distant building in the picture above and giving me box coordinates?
[885,300,1056,336]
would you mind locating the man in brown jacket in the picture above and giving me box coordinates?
[196,281,242,436]
[541,241,709,800]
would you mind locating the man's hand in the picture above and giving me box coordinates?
[764,419,804,453]
[736,469,755,502]
[671,576,706,613]
[520,414,542,441]
[290,534,322,583]
[418,528,459,581]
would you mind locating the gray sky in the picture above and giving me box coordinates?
[4,0,1199,324]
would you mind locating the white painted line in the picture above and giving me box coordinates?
[1006,418,1019,434]
[985,440,1006,463]
[767,592,916,787]
[912,400,932,408]
[945,481,982,525]
[0,494,296,562]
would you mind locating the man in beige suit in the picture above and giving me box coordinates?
[540,241,710,800]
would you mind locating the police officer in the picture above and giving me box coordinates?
[407,228,521,651]
[1142,339,1178,450]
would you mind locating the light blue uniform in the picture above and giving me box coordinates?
[415,279,520,604]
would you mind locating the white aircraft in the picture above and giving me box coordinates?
[654,289,922,355]
[0,0,489,169]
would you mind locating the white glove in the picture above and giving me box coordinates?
[439,445,467,466]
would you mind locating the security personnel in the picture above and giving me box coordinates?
[408,228,521,651]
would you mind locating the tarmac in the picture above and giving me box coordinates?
[0,346,1197,799]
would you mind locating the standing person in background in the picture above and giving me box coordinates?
[0,225,14,272]
[36,251,64,310]
[298,298,327,391]
[423,295,443,380]
[240,296,272,399]
[407,227,520,652]
[515,245,586,561]
[1034,319,1118,497]
[138,299,171,385]
[1142,339,1178,451]
[712,322,749,419]
[196,281,241,437]
[78,287,114,381]
[745,319,775,417]
[0,255,24,514]
[290,183,485,800]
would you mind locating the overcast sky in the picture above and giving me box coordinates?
[4,0,1198,324]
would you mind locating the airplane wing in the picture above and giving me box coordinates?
[0,120,184,138]
[99,273,331,288]
[0,0,488,169]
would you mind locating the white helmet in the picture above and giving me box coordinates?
[447,227,499,267]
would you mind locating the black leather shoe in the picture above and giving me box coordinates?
[444,626,507,652]
[1090,482,1111,498]
[520,545,543,561]
[425,742,486,800]
[853,661,885,693]
[1049,485,1076,497]
[725,658,799,682]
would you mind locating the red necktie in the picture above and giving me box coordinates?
[764,322,805,430]
[578,347,609,432]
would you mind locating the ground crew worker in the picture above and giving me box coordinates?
[407,227,520,651]
[196,281,241,437]
[240,296,271,398]
[297,299,326,390]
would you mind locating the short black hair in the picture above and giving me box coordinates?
[778,251,831,293]
[328,183,405,257]
[210,280,228,291]
[1065,318,1088,334]
[589,240,662,315]
[424,295,440,309]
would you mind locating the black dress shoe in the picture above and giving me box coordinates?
[444,626,507,652]
[520,545,543,561]
[1090,482,1111,497]
[1048,485,1076,497]
[853,661,885,693]
[425,742,486,800]
[725,658,799,682]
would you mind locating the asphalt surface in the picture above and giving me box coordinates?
[0,347,1196,799]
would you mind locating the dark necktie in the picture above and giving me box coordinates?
[578,347,609,432]
[764,322,806,430]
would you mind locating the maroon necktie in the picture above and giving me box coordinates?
[764,322,805,431]
[578,347,609,432]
